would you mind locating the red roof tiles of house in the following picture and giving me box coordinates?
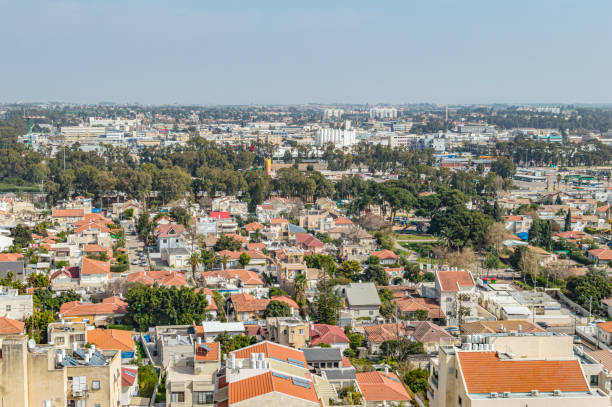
[155,223,185,237]
[371,249,399,260]
[246,243,266,251]
[333,216,353,225]
[228,371,318,405]
[230,293,269,312]
[0,253,23,261]
[50,266,80,281]
[59,297,128,317]
[230,341,307,366]
[270,295,299,310]
[356,371,411,403]
[436,270,475,292]
[456,351,589,394]
[0,316,25,334]
[245,222,264,232]
[309,324,350,346]
[195,342,220,361]
[121,368,138,387]
[295,233,324,248]
[589,248,612,262]
[81,257,110,277]
[88,328,135,352]
[52,209,84,218]
[269,218,289,225]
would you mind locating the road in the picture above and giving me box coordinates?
[124,224,146,272]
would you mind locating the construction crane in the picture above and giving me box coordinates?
[22,109,45,145]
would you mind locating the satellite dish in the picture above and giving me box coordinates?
[27,339,36,350]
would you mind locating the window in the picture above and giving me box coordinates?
[299,329,304,334]
[74,334,85,342]
[591,375,599,386]
[369,310,374,315]
[55,337,65,345]
[92,380,100,390]
[5,305,10,312]
[283,329,288,335]
[94,404,101,407]
[171,392,185,402]
[193,391,214,404]
[458,395,462,406]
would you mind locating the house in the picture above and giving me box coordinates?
[87,328,136,360]
[166,341,220,407]
[601,298,612,317]
[268,217,290,240]
[589,248,612,265]
[193,287,219,318]
[434,270,478,324]
[338,282,381,320]
[309,324,350,351]
[503,215,533,234]
[356,371,411,406]
[79,256,110,287]
[0,316,25,345]
[429,347,608,407]
[161,247,190,268]
[295,233,325,253]
[229,293,270,322]
[0,235,13,252]
[0,287,33,320]
[59,296,128,326]
[200,269,264,291]
[395,297,442,321]
[156,223,186,251]
[302,347,343,373]
[266,317,309,348]
[199,321,245,342]
[0,260,26,282]
[363,323,407,354]
[47,321,88,349]
[50,266,80,290]
[121,367,140,406]
[595,322,612,346]
[52,208,85,227]
[406,321,453,353]
[370,249,399,265]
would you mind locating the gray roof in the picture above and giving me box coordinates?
[322,368,357,381]
[0,261,25,281]
[288,223,307,234]
[342,282,381,307]
[302,347,342,363]
[162,247,190,255]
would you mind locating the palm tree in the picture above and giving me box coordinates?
[189,252,200,280]
[262,272,274,287]
[250,228,262,243]
[293,272,307,307]
[221,254,229,270]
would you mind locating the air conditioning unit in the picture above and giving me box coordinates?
[489,392,498,398]
[553,390,562,396]
[531,390,539,397]
[502,392,511,398]
[73,391,82,397]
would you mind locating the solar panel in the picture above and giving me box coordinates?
[74,348,86,360]
[63,356,79,366]
[200,343,211,352]
[272,372,290,380]
[270,356,286,363]
[125,370,137,377]
[292,377,311,389]
[287,358,305,367]
[387,376,400,383]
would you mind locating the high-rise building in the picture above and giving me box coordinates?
[369,107,398,119]
[315,128,356,147]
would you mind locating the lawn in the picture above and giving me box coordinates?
[395,233,436,241]
[0,181,39,193]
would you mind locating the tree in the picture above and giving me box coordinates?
[403,263,423,283]
[486,222,511,254]
[565,209,572,231]
[263,300,292,317]
[156,166,191,204]
[529,219,553,249]
[138,364,158,398]
[445,248,476,270]
[214,235,242,252]
[27,273,50,288]
[314,279,341,325]
[189,252,200,279]
[337,261,362,280]
[363,264,389,286]
[238,252,251,268]
[404,368,429,395]
[490,157,516,179]
[293,272,307,307]
[518,247,540,283]
[169,206,191,226]
[11,224,32,247]
[414,309,429,321]
[26,310,55,343]
[565,270,612,313]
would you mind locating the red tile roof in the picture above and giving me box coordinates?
[0,253,23,261]
[371,249,399,260]
[202,269,264,286]
[230,341,307,366]
[436,270,474,292]
[0,317,25,334]
[52,209,84,218]
[270,295,299,310]
[356,371,411,402]
[81,256,110,277]
[50,266,80,281]
[245,222,264,232]
[363,323,406,343]
[229,371,318,404]
[333,216,353,225]
[295,233,324,248]
[457,351,589,394]
[589,248,612,261]
[87,329,135,352]
[121,368,138,387]
[309,324,350,346]
[230,293,269,312]
[270,218,289,225]
[195,342,220,361]
[59,297,127,317]
[395,297,441,319]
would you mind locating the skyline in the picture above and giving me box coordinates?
[1,0,612,105]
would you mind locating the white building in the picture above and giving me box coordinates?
[0,287,33,321]
[315,128,356,148]
[370,107,398,119]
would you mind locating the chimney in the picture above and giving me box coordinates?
[384,367,389,375]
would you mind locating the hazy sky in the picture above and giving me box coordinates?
[1,0,611,105]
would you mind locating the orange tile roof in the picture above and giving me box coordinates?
[229,371,318,404]
[589,248,612,261]
[371,249,399,260]
[230,341,307,366]
[231,293,269,312]
[456,351,589,394]
[270,295,299,310]
[226,233,248,244]
[356,371,411,402]
[0,317,25,334]
[81,256,110,276]
[195,342,220,361]
[245,222,264,232]
[52,209,84,218]
[0,253,24,261]
[59,297,127,317]
[363,323,406,343]
[74,222,111,234]
[334,216,353,225]
[126,271,154,285]
[395,297,441,319]
[246,243,266,251]
[202,269,264,286]
[597,321,612,333]
[87,328,135,352]
[436,270,474,291]
[269,218,289,225]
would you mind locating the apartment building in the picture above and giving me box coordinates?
[266,317,309,349]
[47,321,89,349]
[0,334,122,407]
[0,286,33,320]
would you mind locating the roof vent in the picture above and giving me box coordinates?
[531,390,539,397]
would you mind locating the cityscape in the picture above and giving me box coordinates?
[3,1,612,407]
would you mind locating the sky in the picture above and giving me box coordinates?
[1,0,611,105]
